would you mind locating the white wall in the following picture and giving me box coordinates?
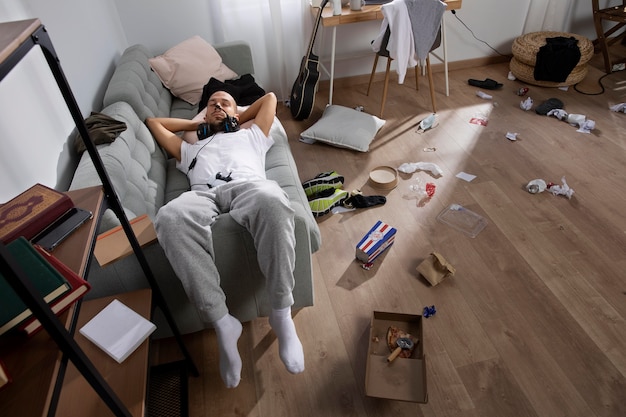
[0,0,126,201]
[0,0,600,202]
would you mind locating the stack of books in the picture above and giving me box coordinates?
[0,183,94,337]
[0,238,91,337]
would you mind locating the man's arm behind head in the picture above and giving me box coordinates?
[238,93,277,137]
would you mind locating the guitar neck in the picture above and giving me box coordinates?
[306,0,330,57]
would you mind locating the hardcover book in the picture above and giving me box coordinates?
[19,246,92,336]
[0,183,74,244]
[0,237,71,336]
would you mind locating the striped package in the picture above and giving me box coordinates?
[355,220,397,263]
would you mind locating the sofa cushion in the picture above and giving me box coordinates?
[148,36,238,106]
[69,101,168,232]
[103,45,173,121]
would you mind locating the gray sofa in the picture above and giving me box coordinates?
[69,42,321,337]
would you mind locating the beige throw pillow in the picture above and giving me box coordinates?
[149,36,238,105]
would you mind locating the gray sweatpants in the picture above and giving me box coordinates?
[154,179,296,323]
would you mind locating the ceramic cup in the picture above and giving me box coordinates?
[350,0,364,11]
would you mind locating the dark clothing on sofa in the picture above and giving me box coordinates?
[198,74,265,112]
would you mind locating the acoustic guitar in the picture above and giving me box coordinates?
[290,0,330,121]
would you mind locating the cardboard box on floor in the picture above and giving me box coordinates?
[94,214,157,267]
[365,311,427,403]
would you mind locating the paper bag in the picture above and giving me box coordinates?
[416,252,455,286]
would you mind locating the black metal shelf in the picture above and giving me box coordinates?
[0,18,197,417]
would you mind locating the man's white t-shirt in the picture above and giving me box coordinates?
[177,124,274,190]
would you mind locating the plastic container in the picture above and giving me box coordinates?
[436,204,488,238]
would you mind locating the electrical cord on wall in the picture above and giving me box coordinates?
[450,10,508,57]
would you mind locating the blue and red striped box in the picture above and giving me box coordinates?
[356,221,397,263]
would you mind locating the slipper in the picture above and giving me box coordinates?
[535,98,564,115]
[468,78,503,90]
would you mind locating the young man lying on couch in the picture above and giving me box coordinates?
[146,91,304,388]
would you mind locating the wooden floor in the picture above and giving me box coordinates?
[152,47,626,417]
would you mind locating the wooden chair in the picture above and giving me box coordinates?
[367,26,438,118]
[592,0,626,73]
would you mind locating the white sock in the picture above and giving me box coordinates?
[213,313,243,388]
[269,306,305,374]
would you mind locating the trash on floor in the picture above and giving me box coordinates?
[526,179,547,194]
[356,220,397,266]
[520,96,533,111]
[422,305,437,318]
[436,204,488,238]
[398,161,443,177]
[455,171,476,182]
[516,87,529,96]
[546,109,596,133]
[403,179,435,207]
[469,113,489,126]
[505,132,520,141]
[609,103,626,113]
[365,311,427,403]
[547,108,568,121]
[526,177,575,199]
[567,114,595,133]
[476,90,493,100]
[547,176,575,199]
[416,252,455,286]
[416,113,437,133]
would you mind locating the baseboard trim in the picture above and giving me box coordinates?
[319,55,512,89]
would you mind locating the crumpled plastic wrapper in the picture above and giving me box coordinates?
[416,113,437,132]
[547,108,568,121]
[398,161,443,177]
[506,132,519,141]
[567,114,595,134]
[609,103,626,113]
[548,176,575,199]
[520,97,533,111]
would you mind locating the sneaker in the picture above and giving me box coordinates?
[302,171,344,199]
[309,189,349,217]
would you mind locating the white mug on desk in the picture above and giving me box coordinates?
[350,0,364,10]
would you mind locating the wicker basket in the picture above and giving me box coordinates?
[510,31,593,87]
[509,56,588,87]
[511,31,594,66]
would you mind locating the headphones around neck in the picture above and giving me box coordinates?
[196,104,240,140]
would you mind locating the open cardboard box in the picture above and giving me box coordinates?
[365,311,427,403]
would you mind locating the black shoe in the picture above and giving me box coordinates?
[468,78,503,90]
[535,98,564,115]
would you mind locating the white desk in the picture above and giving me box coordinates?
[313,0,463,104]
